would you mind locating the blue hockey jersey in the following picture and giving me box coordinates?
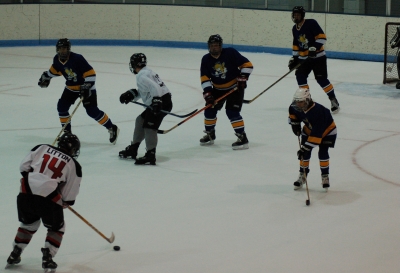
[292,19,327,60]
[288,102,337,148]
[47,52,96,91]
[200,47,253,93]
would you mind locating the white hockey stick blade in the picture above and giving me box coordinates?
[107,232,115,243]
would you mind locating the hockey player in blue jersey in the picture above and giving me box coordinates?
[200,34,253,150]
[288,88,337,190]
[288,6,340,114]
[37,38,119,144]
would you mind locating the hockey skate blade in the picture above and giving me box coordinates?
[232,143,249,150]
[107,232,115,243]
[5,262,21,270]
[332,107,340,114]
[118,155,136,160]
[200,140,214,146]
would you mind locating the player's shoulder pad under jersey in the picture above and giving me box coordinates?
[30,144,48,152]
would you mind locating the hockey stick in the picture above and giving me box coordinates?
[243,63,302,104]
[298,136,310,206]
[131,101,198,118]
[51,97,84,146]
[157,87,237,134]
[68,206,115,243]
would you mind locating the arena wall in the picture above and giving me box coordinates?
[1,4,400,61]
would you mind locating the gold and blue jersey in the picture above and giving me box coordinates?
[200,47,253,93]
[292,19,327,60]
[288,102,337,148]
[48,52,96,91]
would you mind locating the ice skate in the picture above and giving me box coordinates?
[135,148,156,165]
[41,248,57,273]
[294,172,307,190]
[330,97,340,114]
[5,245,22,268]
[119,142,139,159]
[321,174,330,191]
[200,129,216,146]
[232,132,249,150]
[108,124,120,145]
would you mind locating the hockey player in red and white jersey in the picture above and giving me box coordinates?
[6,132,82,272]
[119,53,173,165]
[37,38,119,144]
[289,6,340,114]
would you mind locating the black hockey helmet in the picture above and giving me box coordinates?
[129,53,147,74]
[208,34,223,57]
[58,132,80,158]
[207,34,223,47]
[292,6,306,23]
[56,38,71,60]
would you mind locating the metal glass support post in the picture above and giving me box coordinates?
[387,0,391,16]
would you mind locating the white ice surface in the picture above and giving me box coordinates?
[0,46,399,273]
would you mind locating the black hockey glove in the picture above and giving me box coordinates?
[291,122,301,136]
[297,144,312,160]
[79,83,92,99]
[203,91,215,106]
[236,74,248,91]
[120,89,138,104]
[151,96,162,114]
[308,47,317,58]
[38,71,51,88]
[288,57,299,70]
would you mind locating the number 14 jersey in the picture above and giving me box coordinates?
[19,144,82,206]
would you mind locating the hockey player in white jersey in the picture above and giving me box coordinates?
[6,132,82,272]
[119,53,173,165]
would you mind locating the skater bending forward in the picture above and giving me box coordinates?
[6,132,82,272]
[288,88,337,190]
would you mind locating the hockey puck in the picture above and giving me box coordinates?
[113,245,120,251]
[306,200,310,206]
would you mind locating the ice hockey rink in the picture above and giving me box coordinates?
[0,45,399,273]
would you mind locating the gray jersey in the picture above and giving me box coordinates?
[133,67,170,105]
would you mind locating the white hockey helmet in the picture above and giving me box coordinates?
[292,88,312,111]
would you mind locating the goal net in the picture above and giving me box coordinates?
[384,22,400,84]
